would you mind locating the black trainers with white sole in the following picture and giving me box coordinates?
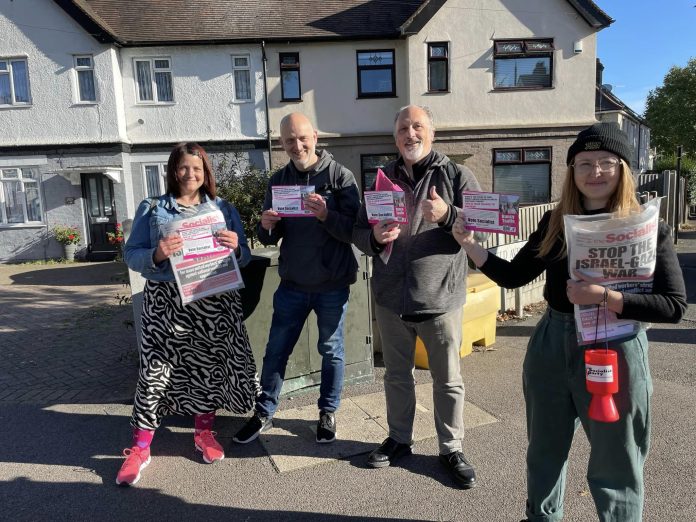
[232,412,273,444]
[316,411,336,443]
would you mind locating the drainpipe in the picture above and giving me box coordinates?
[261,41,273,171]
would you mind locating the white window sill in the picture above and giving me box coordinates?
[0,104,33,110]
[71,101,99,107]
[0,223,46,229]
[231,99,253,104]
[135,101,176,106]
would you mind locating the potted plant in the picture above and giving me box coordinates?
[107,223,125,260]
[53,224,81,261]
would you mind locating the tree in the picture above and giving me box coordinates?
[644,57,696,155]
[215,152,270,248]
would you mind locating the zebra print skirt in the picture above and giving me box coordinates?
[131,280,258,430]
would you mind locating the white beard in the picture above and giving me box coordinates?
[401,141,424,162]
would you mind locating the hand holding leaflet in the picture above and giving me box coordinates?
[370,169,405,264]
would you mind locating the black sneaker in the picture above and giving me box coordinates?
[316,411,336,443]
[439,450,477,489]
[232,413,272,444]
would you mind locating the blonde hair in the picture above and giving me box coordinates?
[538,159,640,258]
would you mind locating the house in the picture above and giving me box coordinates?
[1,0,613,262]
[595,59,651,173]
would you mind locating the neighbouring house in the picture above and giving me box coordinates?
[1,0,613,262]
[595,59,651,173]
[0,0,268,262]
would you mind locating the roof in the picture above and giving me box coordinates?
[53,0,611,46]
[54,0,430,45]
[596,85,646,124]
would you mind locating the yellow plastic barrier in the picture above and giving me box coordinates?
[414,272,500,370]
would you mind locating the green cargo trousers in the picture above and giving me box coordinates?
[523,308,652,522]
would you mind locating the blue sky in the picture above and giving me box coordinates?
[596,0,696,116]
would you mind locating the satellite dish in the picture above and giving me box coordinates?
[601,84,613,92]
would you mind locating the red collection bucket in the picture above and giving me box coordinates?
[585,349,619,423]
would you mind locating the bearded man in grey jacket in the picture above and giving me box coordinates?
[353,105,482,489]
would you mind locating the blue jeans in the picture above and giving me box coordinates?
[256,284,349,418]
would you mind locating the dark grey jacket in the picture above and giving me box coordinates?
[353,151,483,315]
[258,150,360,292]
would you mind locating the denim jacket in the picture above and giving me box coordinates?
[124,193,251,281]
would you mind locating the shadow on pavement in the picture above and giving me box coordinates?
[4,262,128,286]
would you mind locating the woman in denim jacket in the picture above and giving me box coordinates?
[116,142,258,486]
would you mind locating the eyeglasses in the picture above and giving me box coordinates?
[571,157,620,175]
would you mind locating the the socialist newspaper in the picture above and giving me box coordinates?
[564,198,660,344]
[161,203,244,305]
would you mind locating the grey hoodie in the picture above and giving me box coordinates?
[258,150,360,293]
[353,151,483,315]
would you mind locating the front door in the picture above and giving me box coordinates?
[81,173,118,260]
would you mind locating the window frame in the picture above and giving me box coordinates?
[133,57,174,104]
[73,54,97,103]
[279,52,301,102]
[0,167,43,225]
[492,147,552,205]
[493,39,554,91]
[231,54,252,102]
[360,153,398,193]
[0,57,32,107]
[427,42,449,93]
[356,49,396,99]
[142,163,167,199]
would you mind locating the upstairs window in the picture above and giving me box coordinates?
[280,53,301,101]
[74,55,96,102]
[0,58,31,106]
[231,55,252,102]
[493,147,551,204]
[0,168,42,224]
[134,57,173,103]
[427,42,449,92]
[493,39,553,89]
[357,50,395,98]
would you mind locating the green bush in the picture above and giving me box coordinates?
[215,152,271,248]
[654,153,696,205]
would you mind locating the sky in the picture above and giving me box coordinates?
[596,0,696,117]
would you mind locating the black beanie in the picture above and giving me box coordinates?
[566,122,632,166]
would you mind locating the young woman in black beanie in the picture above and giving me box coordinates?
[453,122,686,521]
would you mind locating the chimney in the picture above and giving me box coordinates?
[596,59,604,86]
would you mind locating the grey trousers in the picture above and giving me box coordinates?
[375,303,465,454]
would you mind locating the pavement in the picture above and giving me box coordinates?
[0,226,694,522]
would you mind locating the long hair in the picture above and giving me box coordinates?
[538,159,640,258]
[166,142,217,198]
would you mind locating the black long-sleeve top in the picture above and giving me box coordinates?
[478,210,687,323]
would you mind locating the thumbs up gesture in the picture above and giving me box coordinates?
[421,186,449,223]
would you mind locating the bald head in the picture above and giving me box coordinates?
[279,112,319,171]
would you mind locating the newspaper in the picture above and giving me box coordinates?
[364,190,408,224]
[462,191,519,235]
[272,185,315,217]
[161,202,244,305]
[564,198,660,344]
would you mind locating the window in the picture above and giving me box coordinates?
[134,57,173,103]
[143,164,166,198]
[427,42,449,92]
[357,50,395,98]
[0,168,42,224]
[493,148,551,204]
[0,58,31,106]
[493,39,553,89]
[231,55,252,101]
[280,53,301,101]
[74,55,96,102]
[360,153,397,193]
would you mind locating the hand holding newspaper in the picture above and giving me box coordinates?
[368,169,406,264]
[564,198,660,344]
[161,202,245,305]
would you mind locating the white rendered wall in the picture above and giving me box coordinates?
[0,0,124,145]
[266,40,409,138]
[409,0,599,130]
[120,45,266,143]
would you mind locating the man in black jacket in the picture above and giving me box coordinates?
[233,112,360,445]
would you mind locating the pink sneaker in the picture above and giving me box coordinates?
[115,446,151,486]
[194,430,225,463]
